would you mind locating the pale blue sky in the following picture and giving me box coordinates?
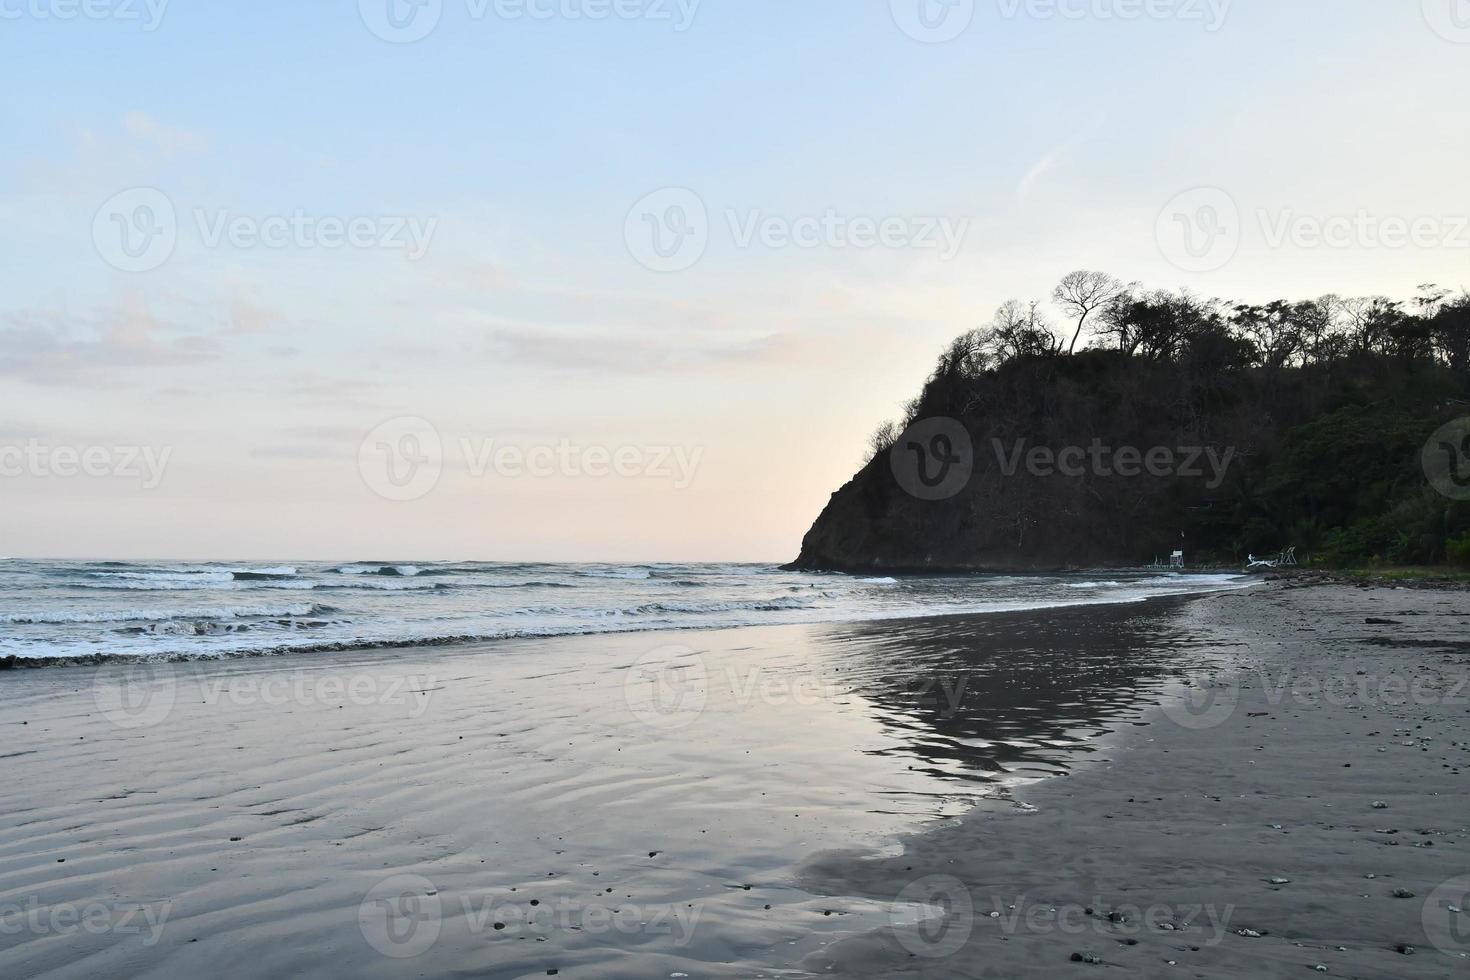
[2,1,1468,560]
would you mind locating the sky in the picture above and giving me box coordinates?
[2,0,1468,561]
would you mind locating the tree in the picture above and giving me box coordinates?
[1302,295,1352,365]
[866,420,900,462]
[1431,292,1470,378]
[1231,300,1305,370]
[1052,270,1125,355]
[933,328,992,379]
[1101,289,1216,362]
[984,300,1062,361]
[1341,296,1402,354]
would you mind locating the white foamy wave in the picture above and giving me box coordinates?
[2,603,331,625]
[633,596,816,615]
[335,564,422,576]
[320,578,442,591]
[579,568,652,580]
[858,577,899,584]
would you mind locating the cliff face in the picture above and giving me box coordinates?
[789,351,1466,572]
[788,437,1218,573]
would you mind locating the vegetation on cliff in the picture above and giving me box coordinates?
[792,275,1470,572]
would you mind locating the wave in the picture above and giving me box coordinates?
[316,580,446,592]
[477,581,577,590]
[498,596,821,620]
[2,603,336,625]
[631,596,817,615]
[335,564,422,577]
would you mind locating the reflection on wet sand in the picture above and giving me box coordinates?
[814,598,1214,787]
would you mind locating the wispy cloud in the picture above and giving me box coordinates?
[120,111,209,159]
[484,328,814,374]
[0,296,218,385]
[1017,110,1108,203]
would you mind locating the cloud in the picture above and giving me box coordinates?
[484,328,814,374]
[120,111,209,158]
[225,284,286,335]
[1017,110,1108,203]
[0,296,218,385]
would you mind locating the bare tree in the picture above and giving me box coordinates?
[866,420,900,462]
[1052,270,1125,355]
[988,299,1061,360]
[933,328,992,379]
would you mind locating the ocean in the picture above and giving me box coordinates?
[0,559,1248,662]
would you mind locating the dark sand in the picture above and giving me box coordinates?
[801,581,1470,978]
[2,582,1467,978]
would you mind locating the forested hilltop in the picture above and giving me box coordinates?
[790,274,1470,572]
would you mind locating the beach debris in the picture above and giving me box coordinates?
[1393,944,1415,955]
[1371,801,1389,809]
[1069,952,1103,964]
[1236,928,1264,938]
[1390,888,1415,898]
[1312,965,1327,973]
[1265,877,1291,885]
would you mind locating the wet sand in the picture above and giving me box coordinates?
[2,582,1467,977]
[801,581,1470,978]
